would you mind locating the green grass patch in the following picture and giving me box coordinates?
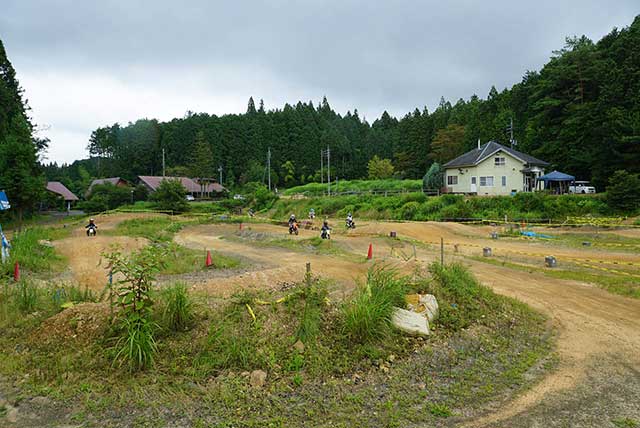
[284,179,423,196]
[0,266,553,427]
[1,227,68,278]
[613,418,639,428]
[112,216,188,242]
[112,217,241,274]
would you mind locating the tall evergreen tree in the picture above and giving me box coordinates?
[0,39,43,224]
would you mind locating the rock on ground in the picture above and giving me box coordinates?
[391,308,430,337]
[250,370,267,388]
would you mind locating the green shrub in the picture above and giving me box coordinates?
[150,179,189,213]
[606,170,640,213]
[104,245,167,371]
[80,183,134,213]
[113,314,158,371]
[160,282,193,332]
[341,266,407,343]
[400,201,420,220]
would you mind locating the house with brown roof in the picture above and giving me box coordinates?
[46,181,79,211]
[138,176,226,198]
[86,177,129,197]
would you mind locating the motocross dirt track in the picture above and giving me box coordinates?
[55,214,640,425]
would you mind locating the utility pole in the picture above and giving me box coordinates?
[320,149,323,185]
[327,146,331,196]
[218,165,223,185]
[507,118,516,149]
[267,148,271,191]
[162,148,166,177]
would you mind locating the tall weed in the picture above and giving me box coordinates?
[341,266,407,343]
[160,282,194,332]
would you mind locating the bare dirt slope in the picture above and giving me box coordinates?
[52,214,149,290]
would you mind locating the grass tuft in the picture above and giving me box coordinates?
[112,315,158,371]
[159,282,194,332]
[341,265,407,343]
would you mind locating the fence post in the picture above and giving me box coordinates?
[305,262,312,288]
[440,237,444,266]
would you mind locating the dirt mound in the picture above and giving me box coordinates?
[31,302,113,345]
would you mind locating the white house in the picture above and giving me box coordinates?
[443,141,549,196]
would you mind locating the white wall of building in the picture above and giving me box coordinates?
[444,150,531,195]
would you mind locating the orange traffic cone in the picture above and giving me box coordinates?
[367,243,373,260]
[13,261,20,282]
[205,250,213,267]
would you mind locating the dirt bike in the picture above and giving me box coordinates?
[87,225,97,236]
[345,219,356,229]
[320,228,331,240]
[289,222,299,235]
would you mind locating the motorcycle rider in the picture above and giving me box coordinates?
[346,212,354,228]
[85,218,97,236]
[309,208,315,220]
[320,220,331,239]
[288,214,297,232]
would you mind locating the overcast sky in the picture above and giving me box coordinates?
[1,1,638,164]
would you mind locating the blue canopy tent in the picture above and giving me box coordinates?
[0,191,10,211]
[537,170,575,194]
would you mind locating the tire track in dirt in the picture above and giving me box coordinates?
[174,223,374,297]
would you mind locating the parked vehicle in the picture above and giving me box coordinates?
[569,181,596,194]
[185,194,195,201]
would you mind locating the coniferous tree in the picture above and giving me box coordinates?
[0,39,44,224]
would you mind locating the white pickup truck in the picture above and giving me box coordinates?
[569,181,596,194]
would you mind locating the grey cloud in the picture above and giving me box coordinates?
[1,0,637,162]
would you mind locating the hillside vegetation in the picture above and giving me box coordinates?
[272,192,610,222]
[283,179,423,196]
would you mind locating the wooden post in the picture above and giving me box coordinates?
[440,237,444,266]
[305,262,311,288]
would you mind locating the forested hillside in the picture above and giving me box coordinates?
[45,16,640,192]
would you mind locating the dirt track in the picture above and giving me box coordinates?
[51,214,640,425]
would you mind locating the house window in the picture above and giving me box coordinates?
[495,157,505,166]
[501,176,507,186]
[447,175,458,185]
[480,176,494,186]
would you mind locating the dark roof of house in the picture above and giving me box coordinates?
[86,177,128,196]
[46,182,79,201]
[443,141,549,168]
[138,176,226,193]
[90,177,128,187]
